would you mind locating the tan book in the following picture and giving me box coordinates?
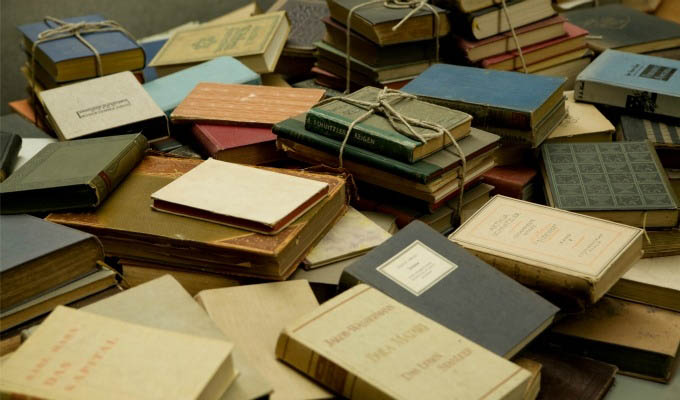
[0,305,236,399]
[643,228,680,258]
[276,284,531,399]
[608,255,680,312]
[448,196,644,303]
[196,281,332,400]
[514,358,541,400]
[122,262,244,296]
[545,91,615,143]
[149,12,290,74]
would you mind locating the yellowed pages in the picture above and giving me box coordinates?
[546,91,615,142]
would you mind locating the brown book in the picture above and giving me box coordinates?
[643,228,680,258]
[545,91,615,143]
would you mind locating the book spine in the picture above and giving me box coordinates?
[306,109,417,163]
[191,125,221,156]
[576,80,680,119]
[89,135,148,206]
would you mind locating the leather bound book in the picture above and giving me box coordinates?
[191,123,282,165]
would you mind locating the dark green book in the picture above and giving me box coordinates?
[541,141,679,228]
[0,133,148,214]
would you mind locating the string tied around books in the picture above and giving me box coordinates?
[641,211,652,245]
[498,0,527,73]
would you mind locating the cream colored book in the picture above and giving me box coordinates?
[449,195,644,303]
[545,91,615,143]
[276,284,530,400]
[150,158,329,234]
[0,306,236,400]
[608,255,680,312]
[196,281,331,400]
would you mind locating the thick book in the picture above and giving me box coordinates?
[276,284,531,399]
[482,166,537,200]
[449,196,644,303]
[545,91,615,143]
[541,141,680,228]
[150,158,330,235]
[608,255,680,312]
[143,57,261,116]
[575,50,680,119]
[307,87,472,163]
[17,15,145,82]
[618,115,680,169]
[0,133,21,182]
[192,123,281,165]
[196,281,332,400]
[452,0,556,40]
[37,71,167,140]
[268,0,328,56]
[0,133,147,214]
[340,220,558,358]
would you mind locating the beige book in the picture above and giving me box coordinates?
[361,211,399,234]
[196,281,331,400]
[545,91,615,143]
[0,306,236,400]
[449,196,644,303]
[276,284,530,400]
[121,262,243,296]
[608,255,680,312]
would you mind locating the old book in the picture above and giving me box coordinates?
[46,156,347,280]
[326,0,450,46]
[574,50,680,119]
[267,0,328,56]
[37,71,167,140]
[0,306,236,399]
[617,115,680,169]
[644,229,680,258]
[149,12,291,74]
[545,91,615,143]
[121,262,244,296]
[0,133,147,214]
[150,158,329,234]
[655,0,680,24]
[0,133,21,182]
[564,5,680,54]
[0,113,51,139]
[608,255,680,312]
[171,83,325,126]
[534,54,593,91]
[451,0,555,40]
[197,281,332,400]
[541,142,680,228]
[547,297,680,382]
[512,47,592,75]
[143,57,261,116]
[402,64,566,147]
[513,358,541,400]
[192,123,281,165]
[276,284,531,399]
[341,220,558,358]
[482,166,538,200]
[449,196,644,303]
[10,137,56,174]
[8,99,49,131]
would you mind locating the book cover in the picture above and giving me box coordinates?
[191,123,280,165]
[482,166,537,200]
[0,113,51,139]
[268,0,328,53]
[608,255,680,312]
[452,0,555,40]
[618,114,680,159]
[546,91,615,143]
[0,133,21,182]
[10,138,57,174]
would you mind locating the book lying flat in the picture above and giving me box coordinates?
[617,115,680,169]
[191,123,281,165]
[452,0,555,40]
[10,138,57,174]
[545,91,615,143]
[608,255,680,312]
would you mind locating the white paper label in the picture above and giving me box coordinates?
[376,240,457,296]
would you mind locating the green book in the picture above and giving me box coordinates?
[0,133,148,214]
[306,86,472,163]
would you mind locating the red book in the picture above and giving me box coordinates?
[483,166,537,200]
[192,123,283,165]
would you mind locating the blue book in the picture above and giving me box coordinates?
[140,39,168,83]
[143,57,261,116]
[18,15,144,82]
[575,50,680,119]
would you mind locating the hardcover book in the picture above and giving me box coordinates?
[192,123,281,165]
[608,255,680,312]
[451,0,555,40]
[545,91,615,143]
[482,166,538,200]
[267,0,328,56]
[10,138,57,174]
[644,229,680,258]
[0,133,21,182]
[276,284,531,399]
[617,115,680,168]
[541,141,680,228]
[0,113,51,139]
[0,134,148,214]
[449,196,644,303]
[340,220,558,358]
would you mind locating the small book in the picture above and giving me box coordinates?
[482,166,538,200]
[449,196,644,303]
[267,0,329,56]
[0,306,236,399]
[545,91,615,143]
[150,158,330,234]
[306,86,472,163]
[541,141,680,228]
[451,0,556,40]
[37,71,167,140]
[149,12,291,74]
[143,57,261,116]
[276,284,531,399]
[575,50,680,119]
[196,281,332,400]
[608,255,680,312]
[191,123,281,165]
[0,133,21,182]
[0,133,148,214]
[617,115,680,169]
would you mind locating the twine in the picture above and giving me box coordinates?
[499,0,527,73]
[97,260,132,289]
[641,211,651,245]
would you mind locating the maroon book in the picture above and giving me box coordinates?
[192,123,282,165]
[483,166,537,200]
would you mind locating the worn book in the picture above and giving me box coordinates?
[575,50,680,119]
[513,47,592,75]
[0,133,21,182]
[276,284,531,399]
[541,142,680,228]
[449,196,644,303]
[340,220,558,358]
[451,0,555,40]
[513,358,541,400]
[149,12,290,74]
[267,0,328,56]
[545,91,615,143]
[197,281,332,400]
[482,166,538,200]
[143,57,260,116]
[192,123,281,165]
[644,229,680,259]
[608,255,680,312]
[402,64,566,147]
[10,137,56,174]
[0,133,147,214]
[37,71,167,140]
[617,115,680,169]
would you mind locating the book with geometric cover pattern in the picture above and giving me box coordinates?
[619,115,680,147]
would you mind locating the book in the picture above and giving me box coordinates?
[267,0,328,56]
[8,99,49,131]
[608,255,680,312]
[617,115,680,169]
[10,137,57,174]
[513,358,541,400]
[451,0,555,40]
[545,91,615,143]
[291,257,353,303]
[564,5,680,54]
[149,12,291,74]
[402,63,566,147]
[644,229,680,258]
[121,262,244,296]
[0,133,147,214]
[192,123,281,165]
[170,83,325,126]
[513,47,592,74]
[46,155,348,279]
[0,133,21,182]
[17,15,145,82]
[326,0,450,46]
[143,57,260,116]
[541,141,680,228]
[534,54,593,91]
[482,166,538,200]
[196,281,332,400]
[341,220,558,358]
[0,113,50,139]
[574,50,680,119]
[547,297,680,382]
[449,196,644,303]
[0,306,236,399]
[276,284,531,399]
